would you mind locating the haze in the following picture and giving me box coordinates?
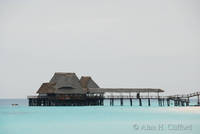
[0,0,200,98]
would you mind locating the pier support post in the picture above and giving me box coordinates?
[130,98,132,106]
[174,100,178,106]
[167,99,170,106]
[186,101,189,106]
[177,100,180,106]
[29,99,32,106]
[139,98,142,106]
[99,99,101,106]
[110,98,114,106]
[158,98,162,106]
[120,98,123,106]
[98,99,101,106]
[186,97,189,106]
[44,99,47,106]
[162,98,165,106]
[148,98,150,106]
[40,99,43,106]
[181,101,184,106]
[198,95,200,105]
[43,99,46,106]
[101,99,104,106]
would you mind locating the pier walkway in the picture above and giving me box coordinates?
[104,91,200,107]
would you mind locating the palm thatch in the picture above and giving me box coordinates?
[36,82,56,94]
[36,72,164,95]
[37,72,85,94]
[80,76,100,88]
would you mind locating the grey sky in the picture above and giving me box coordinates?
[0,0,200,98]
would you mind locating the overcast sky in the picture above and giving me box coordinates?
[0,0,200,98]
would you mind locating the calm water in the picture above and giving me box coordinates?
[0,99,200,134]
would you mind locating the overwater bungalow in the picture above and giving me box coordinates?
[28,72,164,106]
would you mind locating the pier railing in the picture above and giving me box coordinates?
[104,95,164,99]
[167,92,200,98]
[27,95,103,100]
[28,91,200,106]
[28,95,164,99]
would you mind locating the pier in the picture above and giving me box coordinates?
[167,92,200,107]
[28,72,200,107]
[28,92,200,106]
[104,92,200,107]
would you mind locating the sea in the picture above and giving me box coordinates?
[0,99,200,134]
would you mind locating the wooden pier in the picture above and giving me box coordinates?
[27,72,200,107]
[167,92,200,106]
[28,91,200,107]
[104,92,200,107]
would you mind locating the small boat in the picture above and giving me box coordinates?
[11,104,18,106]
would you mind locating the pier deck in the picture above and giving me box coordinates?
[27,72,200,107]
[28,91,200,107]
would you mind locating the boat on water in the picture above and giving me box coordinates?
[11,104,18,106]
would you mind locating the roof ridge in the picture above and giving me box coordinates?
[54,72,75,75]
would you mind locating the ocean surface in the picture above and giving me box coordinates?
[0,99,200,134]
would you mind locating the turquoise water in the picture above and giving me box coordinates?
[0,99,200,134]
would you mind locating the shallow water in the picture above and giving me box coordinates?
[0,99,200,134]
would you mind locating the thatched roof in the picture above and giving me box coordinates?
[36,83,56,94]
[88,88,164,93]
[36,72,164,95]
[37,72,85,94]
[80,76,100,88]
[50,72,82,89]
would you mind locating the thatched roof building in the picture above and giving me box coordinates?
[29,72,164,106]
[37,73,100,95]
[36,72,164,95]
